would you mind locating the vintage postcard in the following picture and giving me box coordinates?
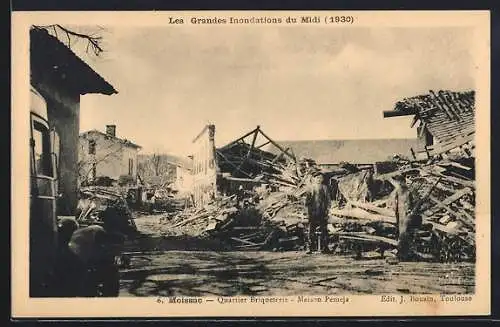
[11,10,490,318]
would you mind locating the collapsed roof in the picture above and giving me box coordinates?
[216,126,295,179]
[383,90,475,157]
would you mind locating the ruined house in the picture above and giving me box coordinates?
[30,26,117,215]
[190,125,292,207]
[79,125,141,185]
[383,90,475,159]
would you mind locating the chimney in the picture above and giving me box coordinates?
[208,124,215,141]
[106,125,116,137]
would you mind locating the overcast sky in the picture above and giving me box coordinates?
[71,26,474,156]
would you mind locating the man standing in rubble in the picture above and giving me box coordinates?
[304,171,331,254]
[391,174,422,261]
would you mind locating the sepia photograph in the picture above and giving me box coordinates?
[11,11,490,317]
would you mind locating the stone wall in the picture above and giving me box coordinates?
[31,77,80,216]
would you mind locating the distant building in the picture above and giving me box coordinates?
[30,27,117,215]
[137,154,190,190]
[79,125,141,185]
[173,162,194,194]
[383,90,475,159]
[263,138,421,167]
[191,124,217,206]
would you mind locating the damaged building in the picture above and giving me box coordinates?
[164,89,476,262]
[383,90,475,159]
[79,125,142,186]
[190,125,295,207]
[30,26,117,215]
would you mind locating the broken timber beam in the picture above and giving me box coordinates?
[430,172,475,188]
[256,140,271,149]
[337,234,398,247]
[330,207,397,224]
[383,109,417,118]
[257,129,296,162]
[230,237,260,246]
[247,127,259,158]
[219,126,260,151]
[216,150,254,178]
[428,195,475,229]
[349,200,395,217]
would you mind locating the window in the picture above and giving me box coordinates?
[88,139,96,155]
[128,158,134,175]
[425,130,434,146]
[32,121,53,177]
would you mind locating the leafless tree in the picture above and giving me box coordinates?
[31,24,107,57]
[137,153,177,185]
[151,153,162,176]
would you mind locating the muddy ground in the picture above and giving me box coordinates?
[118,214,475,297]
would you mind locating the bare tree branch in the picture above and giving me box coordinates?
[32,24,105,57]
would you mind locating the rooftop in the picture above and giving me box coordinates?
[80,130,141,149]
[30,26,117,96]
[383,90,475,155]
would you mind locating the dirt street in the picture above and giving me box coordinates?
[118,215,475,297]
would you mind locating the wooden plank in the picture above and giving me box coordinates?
[375,167,420,181]
[219,127,260,151]
[330,207,397,224]
[429,134,475,156]
[230,237,260,246]
[383,110,416,118]
[410,115,420,128]
[371,198,390,207]
[338,234,398,247]
[256,140,271,149]
[448,171,473,181]
[257,129,296,161]
[431,172,475,188]
[428,196,474,229]
[222,176,263,183]
[234,242,265,249]
[440,187,473,206]
[427,221,460,235]
[348,200,395,217]
[247,128,259,158]
[435,182,459,194]
[172,213,210,227]
[450,161,472,171]
[216,150,254,178]
[458,208,475,223]
[428,195,461,216]
[232,226,264,230]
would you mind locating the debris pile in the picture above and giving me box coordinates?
[159,152,475,262]
[328,157,475,262]
[76,186,138,237]
[155,87,477,263]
